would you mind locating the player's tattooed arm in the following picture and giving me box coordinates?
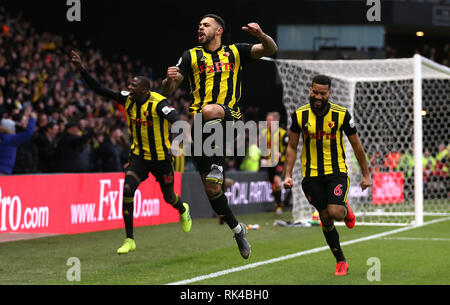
[242,23,278,59]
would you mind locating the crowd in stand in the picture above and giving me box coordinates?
[0,7,201,174]
[346,143,449,198]
[0,7,268,175]
[0,7,449,178]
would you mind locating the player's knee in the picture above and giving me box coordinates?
[328,205,345,221]
[204,183,222,198]
[319,209,333,226]
[202,104,224,121]
[272,177,282,190]
[124,174,140,197]
[124,183,132,197]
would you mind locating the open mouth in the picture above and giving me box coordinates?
[198,31,205,40]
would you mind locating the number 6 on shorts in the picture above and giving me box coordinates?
[329,176,349,205]
[334,184,343,196]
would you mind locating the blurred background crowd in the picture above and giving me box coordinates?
[0,4,448,182]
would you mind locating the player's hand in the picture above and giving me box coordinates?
[360,175,372,191]
[167,66,180,80]
[284,177,293,189]
[71,50,83,70]
[242,23,264,38]
[29,111,37,120]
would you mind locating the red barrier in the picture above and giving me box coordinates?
[372,172,404,204]
[0,173,181,234]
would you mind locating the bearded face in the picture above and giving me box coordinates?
[198,17,222,46]
[309,82,331,115]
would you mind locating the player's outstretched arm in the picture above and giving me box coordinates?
[162,67,184,96]
[242,23,278,60]
[347,133,372,191]
[71,50,126,104]
[283,131,300,189]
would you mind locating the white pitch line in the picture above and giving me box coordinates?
[166,217,450,285]
[381,237,450,241]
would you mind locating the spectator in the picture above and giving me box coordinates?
[55,121,96,173]
[397,149,414,178]
[422,148,436,171]
[36,112,48,134]
[12,112,39,174]
[397,148,414,200]
[240,143,260,172]
[369,151,383,173]
[384,147,401,172]
[33,121,60,172]
[436,143,449,163]
[422,148,436,196]
[0,112,37,175]
[94,126,127,172]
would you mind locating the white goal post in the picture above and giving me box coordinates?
[267,55,450,226]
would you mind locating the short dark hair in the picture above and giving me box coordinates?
[312,75,332,89]
[66,121,79,129]
[45,121,57,131]
[135,76,151,91]
[202,14,225,32]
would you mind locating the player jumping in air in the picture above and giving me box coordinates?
[162,14,277,259]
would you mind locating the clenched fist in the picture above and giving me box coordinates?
[242,23,265,39]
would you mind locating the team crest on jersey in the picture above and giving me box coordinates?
[328,121,335,128]
[200,56,208,62]
[304,122,311,128]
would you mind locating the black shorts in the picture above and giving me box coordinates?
[266,162,284,184]
[301,174,349,212]
[125,154,174,188]
[192,104,241,176]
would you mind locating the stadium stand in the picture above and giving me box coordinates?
[0,5,448,176]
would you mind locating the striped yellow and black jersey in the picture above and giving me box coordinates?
[80,68,178,162]
[123,92,177,161]
[261,127,289,166]
[172,145,185,173]
[290,102,357,178]
[175,43,254,116]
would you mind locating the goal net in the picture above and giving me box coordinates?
[273,55,450,226]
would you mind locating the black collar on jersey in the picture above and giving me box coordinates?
[134,91,151,106]
[202,44,223,54]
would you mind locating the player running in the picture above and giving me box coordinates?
[71,50,192,255]
[284,75,372,275]
[162,14,277,259]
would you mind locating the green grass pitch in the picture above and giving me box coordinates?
[1,212,449,285]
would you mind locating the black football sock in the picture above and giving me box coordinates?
[273,187,282,208]
[322,223,346,262]
[170,194,186,214]
[123,196,134,239]
[208,190,239,230]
